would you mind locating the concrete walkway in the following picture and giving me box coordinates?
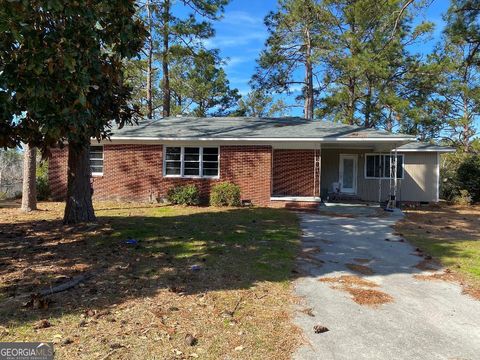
[294,209,480,360]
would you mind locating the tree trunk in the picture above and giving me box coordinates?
[347,77,356,125]
[364,80,372,128]
[304,27,314,120]
[161,0,171,118]
[21,144,37,212]
[63,143,96,224]
[146,0,153,119]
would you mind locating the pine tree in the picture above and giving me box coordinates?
[235,90,287,117]
[170,50,240,116]
[317,0,433,128]
[438,0,480,151]
[252,0,328,119]
[136,0,228,118]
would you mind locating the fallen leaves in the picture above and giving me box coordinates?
[414,259,440,271]
[345,263,375,275]
[33,319,51,329]
[319,275,393,307]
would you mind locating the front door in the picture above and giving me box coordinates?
[339,154,357,194]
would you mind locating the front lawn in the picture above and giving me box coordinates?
[396,204,480,291]
[0,202,301,359]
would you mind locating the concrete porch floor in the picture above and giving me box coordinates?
[317,202,396,217]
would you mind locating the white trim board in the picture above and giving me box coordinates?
[270,196,322,202]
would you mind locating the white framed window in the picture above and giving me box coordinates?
[365,153,404,179]
[90,145,104,176]
[164,146,219,178]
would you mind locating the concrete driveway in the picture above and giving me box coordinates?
[294,207,480,360]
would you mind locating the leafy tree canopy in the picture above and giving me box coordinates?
[0,0,146,152]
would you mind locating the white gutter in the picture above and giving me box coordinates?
[109,136,415,142]
[397,148,456,153]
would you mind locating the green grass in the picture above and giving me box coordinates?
[96,205,301,284]
[405,234,480,281]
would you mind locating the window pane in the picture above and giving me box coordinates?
[366,156,376,178]
[184,168,200,176]
[165,166,181,175]
[203,162,218,169]
[184,147,200,155]
[166,149,181,160]
[90,146,103,174]
[184,154,200,161]
[343,158,354,188]
[166,147,181,161]
[203,168,218,176]
[203,148,218,155]
[166,160,180,167]
[203,154,218,162]
[184,161,200,169]
[375,155,381,177]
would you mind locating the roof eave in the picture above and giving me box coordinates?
[109,136,415,142]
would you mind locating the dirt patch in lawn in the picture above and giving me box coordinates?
[0,202,302,359]
[414,259,441,271]
[345,263,375,275]
[414,270,480,301]
[319,275,393,307]
[397,203,480,300]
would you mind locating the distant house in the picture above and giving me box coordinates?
[49,117,454,207]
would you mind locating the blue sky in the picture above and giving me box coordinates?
[206,0,450,116]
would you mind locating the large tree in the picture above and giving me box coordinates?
[234,90,288,117]
[136,0,228,118]
[437,0,480,151]
[0,0,146,223]
[252,0,328,119]
[317,0,433,128]
[170,50,240,116]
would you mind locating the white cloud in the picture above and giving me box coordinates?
[220,11,264,27]
[204,30,267,48]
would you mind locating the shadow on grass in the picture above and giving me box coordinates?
[0,207,300,327]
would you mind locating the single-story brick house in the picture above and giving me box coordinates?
[49,116,454,207]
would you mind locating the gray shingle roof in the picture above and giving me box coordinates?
[111,116,415,140]
[397,142,456,152]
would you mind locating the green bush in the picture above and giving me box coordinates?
[453,189,472,205]
[210,182,241,207]
[457,155,480,203]
[36,160,50,200]
[36,176,50,201]
[167,184,200,205]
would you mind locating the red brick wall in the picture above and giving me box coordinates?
[49,147,69,201]
[49,144,273,206]
[272,149,319,197]
[220,146,272,205]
